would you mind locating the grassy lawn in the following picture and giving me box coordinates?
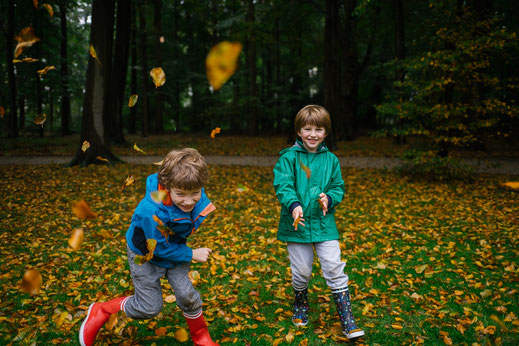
[0,163,517,345]
[1,133,518,158]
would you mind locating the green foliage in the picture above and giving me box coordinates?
[399,149,474,182]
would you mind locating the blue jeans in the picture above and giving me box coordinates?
[123,245,202,319]
[287,240,349,290]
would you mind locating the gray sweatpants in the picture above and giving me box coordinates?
[287,240,349,291]
[123,245,202,319]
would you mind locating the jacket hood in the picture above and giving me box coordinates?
[279,139,328,155]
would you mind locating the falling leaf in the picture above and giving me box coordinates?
[33,0,39,8]
[96,156,109,162]
[189,270,201,284]
[68,228,84,250]
[174,328,189,342]
[299,159,311,179]
[155,327,167,336]
[81,141,90,152]
[210,127,221,138]
[72,199,97,219]
[122,176,135,191]
[134,239,157,265]
[500,182,519,190]
[294,216,301,231]
[159,36,165,43]
[0,106,4,118]
[133,143,147,154]
[37,65,55,76]
[42,3,53,18]
[153,215,174,241]
[150,190,168,204]
[89,44,101,66]
[33,114,47,126]
[20,269,42,295]
[128,94,138,107]
[153,159,164,166]
[13,58,39,63]
[14,27,40,58]
[205,41,242,90]
[150,67,166,88]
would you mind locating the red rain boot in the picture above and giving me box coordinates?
[79,296,129,346]
[184,311,219,346]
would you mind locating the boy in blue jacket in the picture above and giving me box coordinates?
[79,148,219,346]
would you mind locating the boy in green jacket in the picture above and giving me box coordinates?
[273,105,364,339]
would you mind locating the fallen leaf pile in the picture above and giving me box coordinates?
[0,164,517,345]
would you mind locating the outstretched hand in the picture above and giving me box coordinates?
[318,193,328,216]
[292,206,306,230]
[192,247,212,262]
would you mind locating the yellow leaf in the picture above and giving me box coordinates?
[299,159,311,179]
[72,199,97,219]
[164,295,176,303]
[480,289,492,298]
[134,239,157,265]
[210,127,221,138]
[20,269,42,295]
[34,113,47,126]
[42,3,53,18]
[415,264,428,274]
[105,313,118,330]
[89,44,101,66]
[150,67,166,88]
[153,159,164,166]
[14,27,40,58]
[285,331,295,343]
[205,41,242,90]
[53,310,69,327]
[189,270,201,285]
[68,228,84,250]
[174,327,189,342]
[150,190,168,204]
[13,58,39,63]
[454,290,464,296]
[96,156,109,162]
[294,216,301,231]
[439,331,453,345]
[391,324,403,330]
[133,143,147,154]
[128,94,138,107]
[121,176,135,191]
[501,181,519,190]
[81,140,90,152]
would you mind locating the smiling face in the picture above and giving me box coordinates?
[297,124,327,153]
[169,187,202,212]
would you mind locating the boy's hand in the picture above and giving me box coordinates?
[318,193,328,216]
[292,206,305,229]
[192,247,212,262]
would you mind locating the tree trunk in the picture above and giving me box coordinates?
[70,0,118,167]
[138,1,150,137]
[172,0,180,132]
[59,1,71,135]
[6,0,18,138]
[392,0,406,144]
[18,97,25,131]
[246,0,258,134]
[110,0,131,145]
[129,0,137,134]
[152,0,164,134]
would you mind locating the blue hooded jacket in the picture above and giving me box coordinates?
[126,173,215,268]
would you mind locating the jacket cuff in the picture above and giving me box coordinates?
[288,201,301,214]
[326,195,333,208]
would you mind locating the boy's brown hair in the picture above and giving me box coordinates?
[158,148,208,190]
[294,105,332,135]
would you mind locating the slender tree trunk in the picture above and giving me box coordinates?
[59,1,71,135]
[246,0,258,134]
[274,17,281,132]
[172,0,180,132]
[6,0,18,138]
[138,1,150,137]
[49,86,54,132]
[129,0,137,134]
[18,97,25,131]
[152,0,163,134]
[33,5,44,137]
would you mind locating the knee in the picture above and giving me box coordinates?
[293,263,313,283]
[177,290,201,312]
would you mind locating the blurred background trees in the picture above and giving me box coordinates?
[0,0,517,157]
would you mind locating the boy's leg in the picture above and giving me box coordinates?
[166,263,218,346]
[286,242,314,326]
[314,240,364,339]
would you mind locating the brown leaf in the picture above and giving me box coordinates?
[299,159,311,179]
[34,114,47,126]
[96,156,109,162]
[14,27,40,58]
[155,326,167,336]
[42,3,53,18]
[150,67,166,88]
[37,65,55,76]
[121,176,135,191]
[68,228,84,250]
[0,106,4,118]
[205,41,242,90]
[33,0,39,8]
[20,269,42,295]
[72,199,97,219]
[89,44,101,66]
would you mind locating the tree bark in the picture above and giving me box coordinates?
[129,0,138,134]
[138,1,150,137]
[152,0,164,134]
[6,0,18,138]
[246,0,258,134]
[59,1,71,135]
[18,97,25,131]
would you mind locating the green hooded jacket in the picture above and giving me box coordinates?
[273,140,345,243]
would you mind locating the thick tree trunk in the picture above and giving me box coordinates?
[138,2,150,137]
[152,0,164,134]
[6,0,18,138]
[70,0,118,167]
[59,2,71,135]
[246,0,258,134]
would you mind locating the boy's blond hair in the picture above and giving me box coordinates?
[158,148,208,190]
[294,105,332,135]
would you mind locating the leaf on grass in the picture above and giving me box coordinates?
[68,228,84,250]
[42,3,53,18]
[105,313,118,331]
[89,44,101,66]
[133,143,147,154]
[210,127,221,138]
[285,331,295,343]
[14,27,40,58]
[299,159,311,179]
[174,327,189,342]
[20,269,42,295]
[121,176,135,191]
[72,199,97,219]
[415,264,428,274]
[165,295,176,303]
[150,67,166,88]
[155,327,167,336]
[480,289,492,298]
[439,331,452,345]
[150,190,168,204]
[189,270,201,285]
[53,310,69,327]
[134,239,157,265]
[37,65,55,76]
[128,94,138,107]
[0,106,4,118]
[96,156,109,162]
[391,324,403,330]
[81,140,90,152]
[34,114,47,126]
[205,41,242,90]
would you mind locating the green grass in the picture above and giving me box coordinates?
[0,164,518,345]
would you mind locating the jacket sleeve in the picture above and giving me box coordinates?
[325,155,345,209]
[139,213,193,263]
[273,154,300,210]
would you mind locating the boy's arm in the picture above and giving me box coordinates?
[324,156,345,209]
[273,155,299,210]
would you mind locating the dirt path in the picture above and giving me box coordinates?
[0,155,517,175]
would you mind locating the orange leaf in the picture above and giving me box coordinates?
[294,216,301,231]
[42,3,53,18]
[68,228,84,250]
[34,114,46,126]
[14,27,40,58]
[121,176,135,191]
[0,106,4,118]
[133,143,147,154]
[20,269,42,295]
[153,215,164,225]
[155,327,167,336]
[81,140,90,152]
[206,41,242,90]
[37,65,55,76]
[33,0,39,8]
[210,127,221,138]
[72,199,97,219]
[105,313,118,330]
[89,44,101,66]
[391,324,403,330]
[501,181,519,190]
[153,159,164,166]
[13,58,39,63]
[128,94,138,107]
[96,156,109,162]
[174,327,189,342]
[150,67,166,88]
[299,159,311,179]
